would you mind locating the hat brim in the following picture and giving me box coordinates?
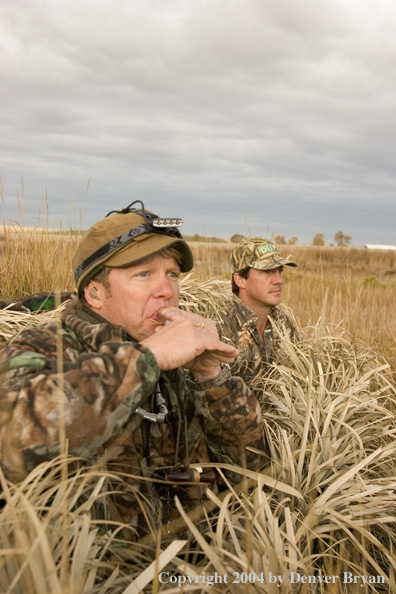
[251,255,297,271]
[104,233,194,272]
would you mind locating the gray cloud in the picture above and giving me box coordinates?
[1,0,396,245]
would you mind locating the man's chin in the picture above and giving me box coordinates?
[138,319,163,340]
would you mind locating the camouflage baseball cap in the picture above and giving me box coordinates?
[230,237,297,272]
[73,202,194,295]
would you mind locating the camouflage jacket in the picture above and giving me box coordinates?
[216,296,298,386]
[0,298,264,536]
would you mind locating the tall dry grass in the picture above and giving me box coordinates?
[2,233,395,369]
[1,302,396,593]
[1,204,396,592]
[1,185,82,298]
[189,242,396,371]
[0,225,79,299]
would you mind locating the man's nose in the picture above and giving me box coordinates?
[273,270,284,283]
[153,275,176,299]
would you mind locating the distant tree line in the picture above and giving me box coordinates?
[312,232,352,247]
[274,235,298,245]
[186,234,226,243]
[190,232,353,246]
[230,232,353,247]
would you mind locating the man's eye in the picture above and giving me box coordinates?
[168,271,180,279]
[137,271,149,278]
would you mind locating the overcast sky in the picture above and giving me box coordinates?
[1,0,396,245]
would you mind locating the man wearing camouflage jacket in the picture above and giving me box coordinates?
[216,237,298,386]
[0,203,264,537]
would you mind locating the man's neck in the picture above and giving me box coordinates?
[237,294,271,340]
[256,314,268,341]
[74,300,134,340]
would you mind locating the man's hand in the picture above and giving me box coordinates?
[141,307,238,381]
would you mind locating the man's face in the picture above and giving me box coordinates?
[90,253,181,340]
[236,266,284,313]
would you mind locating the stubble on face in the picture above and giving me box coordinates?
[238,267,284,314]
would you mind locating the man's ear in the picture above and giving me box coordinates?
[233,272,246,290]
[84,281,103,309]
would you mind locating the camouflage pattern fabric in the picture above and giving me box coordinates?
[0,291,73,312]
[0,297,264,537]
[216,296,299,387]
[230,237,297,272]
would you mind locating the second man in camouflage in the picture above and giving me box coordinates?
[216,237,298,386]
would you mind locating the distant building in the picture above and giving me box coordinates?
[364,244,396,250]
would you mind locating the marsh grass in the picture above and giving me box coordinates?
[1,185,82,298]
[189,243,396,371]
[0,225,79,299]
[1,282,396,592]
[2,235,394,368]
[1,204,396,592]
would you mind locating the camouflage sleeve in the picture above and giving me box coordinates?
[215,303,239,347]
[188,366,265,475]
[0,331,160,481]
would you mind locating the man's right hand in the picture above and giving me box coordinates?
[141,307,238,379]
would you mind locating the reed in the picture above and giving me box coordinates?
[1,300,396,593]
[1,201,396,592]
[188,242,396,371]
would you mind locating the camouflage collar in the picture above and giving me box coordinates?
[61,298,131,352]
[232,296,282,330]
[231,295,260,329]
[73,300,113,326]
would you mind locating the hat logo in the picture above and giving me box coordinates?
[258,244,275,254]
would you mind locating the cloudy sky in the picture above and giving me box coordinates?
[1,0,396,245]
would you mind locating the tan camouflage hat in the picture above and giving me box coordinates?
[230,237,297,272]
[73,202,193,295]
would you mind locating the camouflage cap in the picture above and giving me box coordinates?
[230,237,297,273]
[73,204,194,295]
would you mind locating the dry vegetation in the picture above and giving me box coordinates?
[0,225,80,299]
[1,220,396,592]
[189,242,396,370]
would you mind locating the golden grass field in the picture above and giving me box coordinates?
[1,220,396,593]
[1,225,394,369]
[190,241,396,371]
